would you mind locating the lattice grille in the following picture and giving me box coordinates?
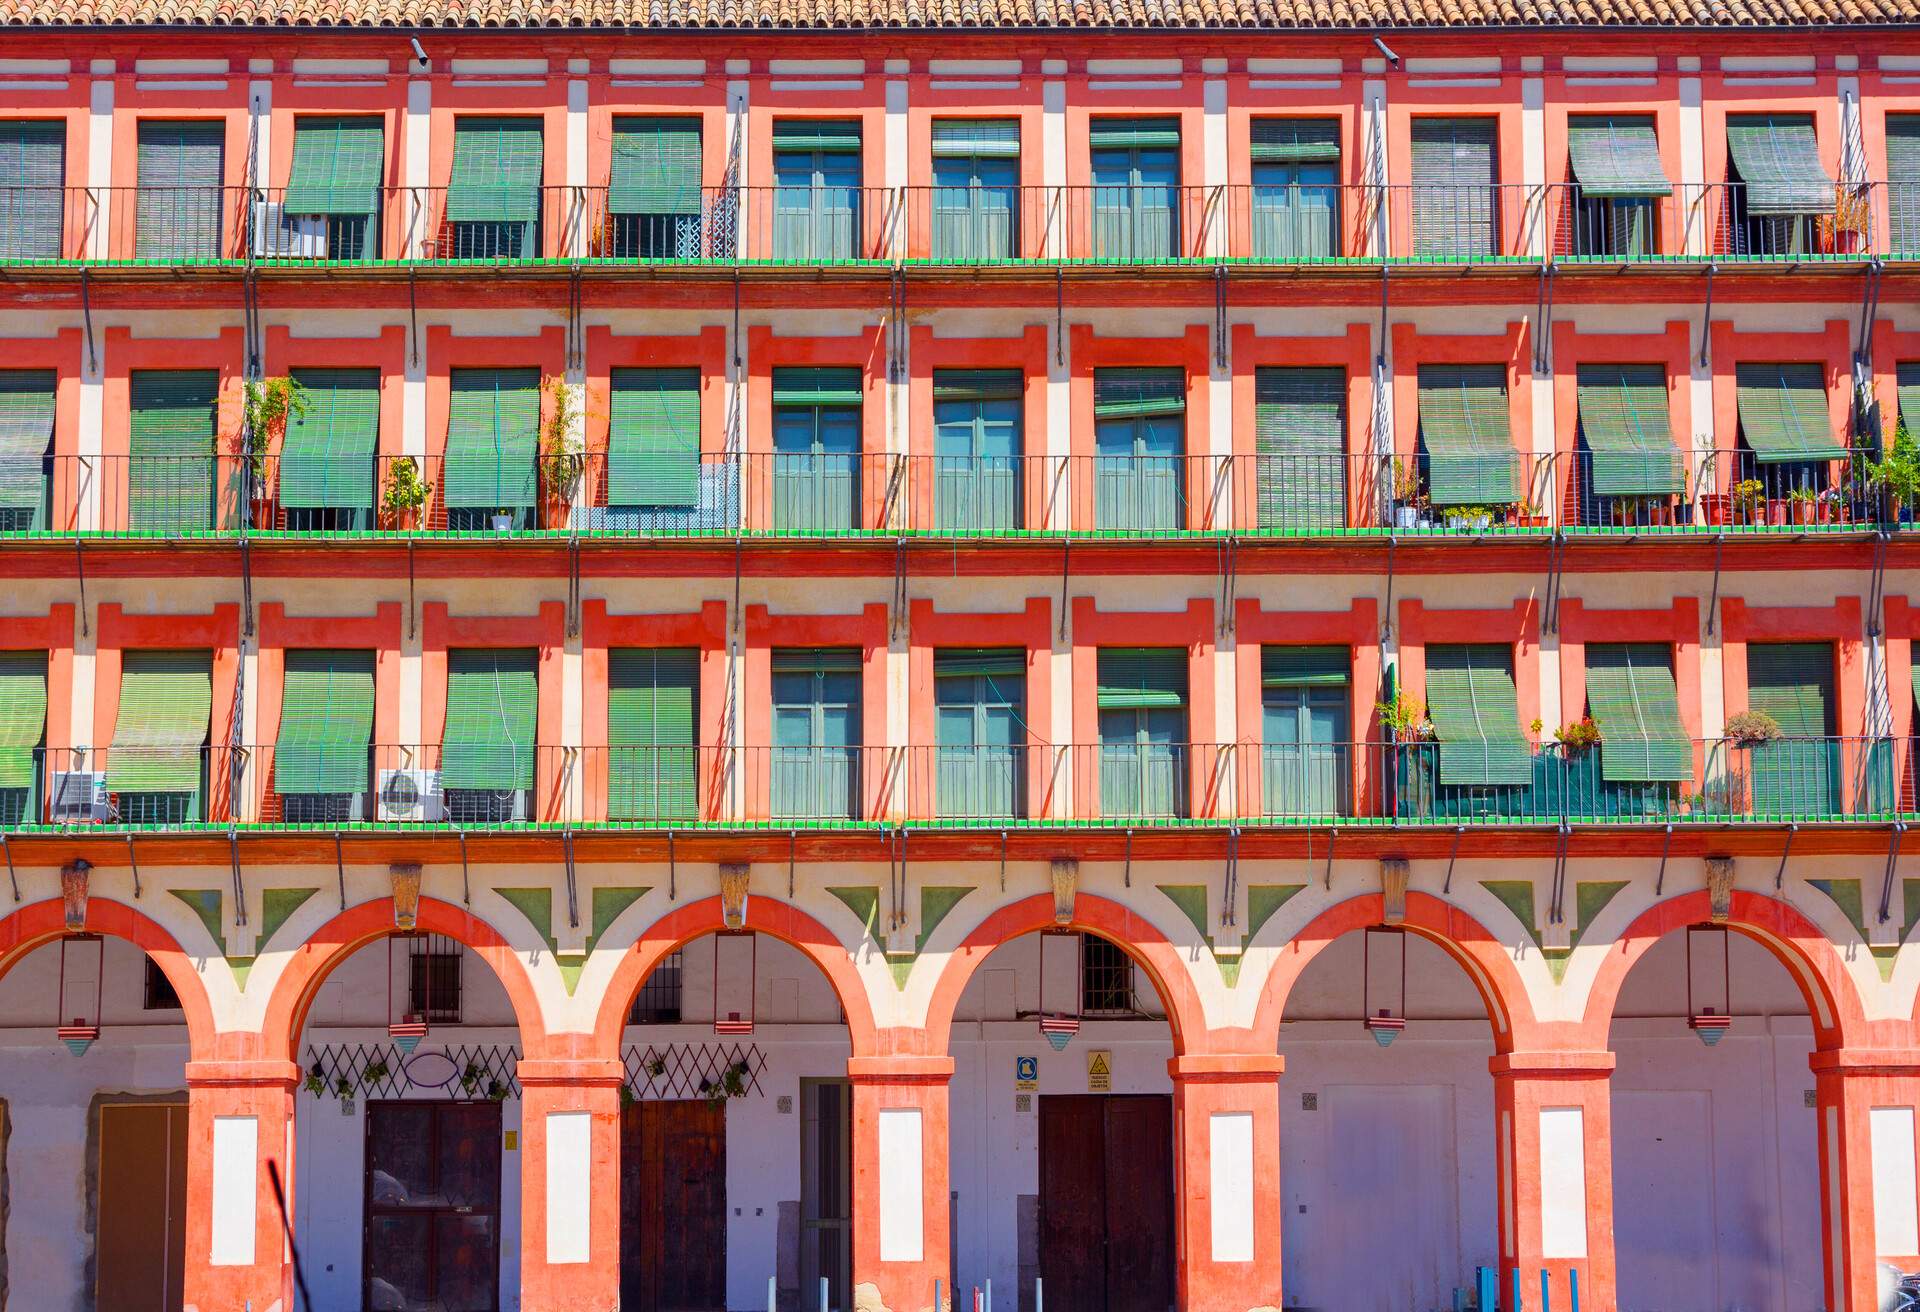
[1080,933,1137,1017]
[621,1042,766,1101]
[302,1042,522,1102]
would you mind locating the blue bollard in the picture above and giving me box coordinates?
[1476,1266,1497,1312]
[1035,1277,1043,1312]
[820,1276,830,1312]
[984,1278,992,1312]
[767,1275,776,1312]
[935,1281,942,1312]
[1541,1268,1552,1312]
[1569,1268,1580,1312]
[1454,1287,1467,1312]
[1511,1265,1523,1312]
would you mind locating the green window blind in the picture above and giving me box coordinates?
[1585,643,1690,783]
[1577,362,1683,496]
[1747,642,1835,737]
[1899,361,1920,435]
[129,369,217,534]
[931,119,1020,158]
[442,648,538,792]
[1096,648,1187,710]
[444,367,540,512]
[0,651,45,791]
[1089,118,1180,150]
[771,120,861,154]
[933,370,1022,404]
[1094,368,1186,419]
[1261,646,1349,688]
[1418,364,1515,506]
[1889,116,1920,250]
[1410,117,1496,257]
[772,367,863,408]
[137,119,222,189]
[1566,116,1670,197]
[283,116,382,216]
[1910,649,1920,712]
[109,649,211,793]
[1249,118,1339,163]
[0,370,53,518]
[609,367,700,507]
[609,117,701,215]
[1254,366,1345,530]
[0,119,65,260]
[1726,114,1833,215]
[608,647,697,821]
[770,647,862,675]
[136,120,223,260]
[1735,361,1845,462]
[934,648,1025,678]
[447,117,544,223]
[1425,643,1531,787]
[280,368,379,512]
[275,648,375,795]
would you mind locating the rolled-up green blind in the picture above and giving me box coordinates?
[1566,116,1670,197]
[1747,642,1835,737]
[1735,361,1845,462]
[1898,361,1920,435]
[275,648,375,794]
[1418,364,1515,506]
[933,370,1022,403]
[1261,646,1349,688]
[931,119,1019,158]
[1726,114,1833,216]
[0,119,65,260]
[1425,643,1531,787]
[1089,118,1179,150]
[442,648,538,791]
[283,116,382,216]
[1094,367,1185,419]
[609,367,700,507]
[444,367,539,512]
[1577,362,1683,497]
[1097,648,1186,710]
[772,120,861,154]
[129,369,217,534]
[1255,366,1345,529]
[609,117,701,215]
[934,648,1025,678]
[1585,643,1690,783]
[0,370,54,515]
[770,647,861,675]
[608,647,697,820]
[280,368,379,511]
[109,649,211,793]
[773,367,862,408]
[446,117,543,223]
[1250,118,1339,163]
[1410,117,1496,257]
[0,651,46,791]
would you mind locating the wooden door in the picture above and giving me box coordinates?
[621,1099,728,1312]
[96,1100,187,1312]
[364,1100,503,1312]
[1037,1094,1174,1312]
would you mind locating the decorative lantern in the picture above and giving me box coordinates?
[713,931,757,1035]
[56,933,104,1056]
[388,932,429,1054]
[1687,923,1733,1047]
[1037,929,1082,1051]
[1362,925,1408,1049]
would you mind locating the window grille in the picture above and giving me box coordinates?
[143,957,181,1011]
[629,948,684,1024]
[1079,934,1135,1017]
[407,933,463,1024]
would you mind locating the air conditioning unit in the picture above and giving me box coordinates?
[377,768,445,823]
[445,788,530,824]
[252,201,328,259]
[47,771,108,823]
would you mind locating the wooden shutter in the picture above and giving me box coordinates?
[0,370,53,517]
[109,650,212,793]
[1898,360,1920,436]
[609,367,701,507]
[283,116,382,216]
[442,648,539,791]
[1409,117,1496,257]
[135,119,224,259]
[1424,643,1531,786]
[1735,361,1846,462]
[1888,115,1920,250]
[275,648,375,795]
[1747,642,1836,736]
[608,648,697,821]
[280,367,379,512]
[1565,116,1670,196]
[444,367,540,512]
[1417,364,1515,506]
[446,117,544,223]
[1254,366,1345,530]
[609,118,702,215]
[0,650,45,791]
[128,369,217,535]
[1096,648,1187,709]
[0,119,65,259]
[1585,643,1691,783]
[1576,362,1683,496]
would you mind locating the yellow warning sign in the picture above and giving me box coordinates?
[1086,1049,1112,1092]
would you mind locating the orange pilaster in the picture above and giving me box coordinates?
[181,1058,299,1312]
[1490,1051,1616,1312]
[1811,1048,1920,1312]
[849,1055,953,1312]
[1169,1054,1286,1312]
[517,1057,625,1312]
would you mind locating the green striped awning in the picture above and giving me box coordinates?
[275,648,375,794]
[773,367,862,408]
[1250,118,1340,164]
[1096,647,1186,710]
[608,647,698,821]
[280,368,379,511]
[933,369,1022,404]
[771,120,861,154]
[934,648,1025,678]
[1261,645,1349,688]
[1566,116,1670,198]
[1095,367,1186,419]
[446,117,543,223]
[0,119,66,260]
[1577,362,1683,496]
[1089,118,1180,150]
[609,117,701,215]
[1425,643,1531,787]
[1897,360,1920,435]
[109,649,211,793]
[283,116,382,216]
[0,651,46,791]
[609,367,700,507]
[1727,115,1834,216]
[770,647,862,675]
[0,371,53,514]
[1418,364,1515,506]
[1736,361,1846,463]
[444,367,539,512]
[1254,366,1344,529]
[442,647,537,791]
[129,369,217,535]
[931,119,1019,158]
[1585,643,1690,783]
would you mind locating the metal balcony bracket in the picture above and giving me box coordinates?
[1,832,16,903]
[1775,822,1798,893]
[731,269,742,371]
[1855,258,1884,396]
[896,827,910,932]
[1533,262,1555,376]
[458,827,470,906]
[668,828,678,902]
[1705,532,1725,636]
[407,263,421,368]
[787,829,796,899]
[1055,266,1065,366]
[1548,822,1571,925]
[565,535,582,639]
[406,540,417,641]
[124,832,140,900]
[228,827,247,927]
[239,535,256,639]
[1878,821,1907,926]
[1543,531,1567,635]
[1697,263,1716,368]
[999,828,1009,893]
[1123,827,1134,889]
[1057,540,1071,641]
[891,537,909,641]
[889,268,907,384]
[242,262,262,378]
[1221,826,1240,930]
[74,538,88,637]
[1213,266,1228,370]
[1868,531,1891,638]
[333,830,346,911]
[1217,536,1238,638]
[566,264,584,372]
[1324,826,1339,890]
[1441,824,1466,895]
[1654,822,1675,896]
[79,266,98,374]
[1381,535,1397,643]
[562,829,579,930]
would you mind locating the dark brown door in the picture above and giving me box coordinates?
[96,1100,187,1312]
[364,1100,503,1312]
[1037,1094,1174,1312]
[621,1099,728,1312]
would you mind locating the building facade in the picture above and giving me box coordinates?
[0,8,1919,1312]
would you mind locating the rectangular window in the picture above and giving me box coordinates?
[1417,364,1516,510]
[1424,644,1531,788]
[1090,117,1180,261]
[442,648,538,822]
[1096,647,1188,819]
[406,933,464,1024]
[930,119,1019,261]
[0,119,65,260]
[279,367,380,532]
[607,367,702,523]
[0,650,46,826]
[0,370,54,531]
[444,366,541,531]
[932,369,1022,532]
[770,647,861,821]
[109,649,212,823]
[128,369,218,535]
[608,648,698,822]
[1725,114,1834,256]
[136,119,224,260]
[772,367,862,533]
[1093,367,1185,532]
[1260,646,1349,818]
[445,116,543,259]
[628,947,684,1024]
[1249,118,1340,261]
[274,648,376,822]
[1890,115,1920,254]
[773,120,862,262]
[608,116,703,258]
[933,648,1025,820]
[1746,641,1840,816]
[1899,360,1920,439]
[1079,934,1135,1017]
[1254,366,1345,531]
[1565,115,1668,257]
[279,116,382,259]
[143,958,182,1011]
[1575,362,1683,520]
[1410,117,1497,259]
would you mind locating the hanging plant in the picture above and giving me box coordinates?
[459,1061,483,1096]
[619,1083,637,1108]
[303,1063,326,1097]
[332,1074,355,1100]
[486,1078,509,1102]
[239,376,313,479]
[539,374,584,499]
[720,1060,750,1099]
[361,1057,391,1089]
[644,1055,666,1078]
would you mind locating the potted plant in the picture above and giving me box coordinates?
[1731,478,1767,526]
[1445,503,1496,533]
[361,1057,391,1089]
[238,376,311,525]
[539,373,584,529]
[1556,717,1603,754]
[1390,457,1427,530]
[381,455,432,530]
[1375,693,1433,742]
[1725,709,1782,747]
[303,1063,326,1097]
[1871,421,1920,525]
[1787,484,1818,525]
[490,508,516,533]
